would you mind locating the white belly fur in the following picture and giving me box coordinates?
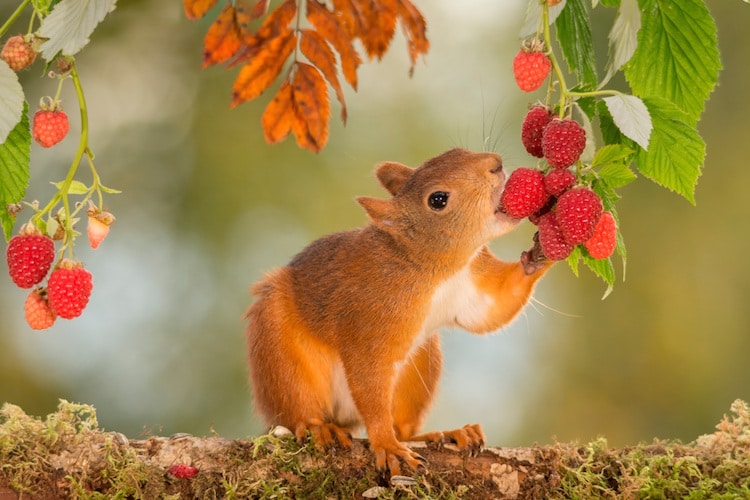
[329,261,493,427]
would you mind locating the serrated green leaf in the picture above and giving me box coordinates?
[597,162,636,189]
[602,0,640,84]
[636,97,704,204]
[38,0,117,60]
[556,0,598,90]
[0,102,31,241]
[519,0,568,38]
[0,62,25,144]
[566,246,583,277]
[600,0,621,6]
[603,94,652,150]
[624,0,720,123]
[51,179,89,195]
[591,144,634,168]
[581,252,616,288]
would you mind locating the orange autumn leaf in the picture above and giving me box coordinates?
[248,0,270,20]
[357,0,398,60]
[291,63,330,153]
[202,4,250,68]
[397,0,429,73]
[233,0,297,66]
[231,29,296,107]
[307,0,361,90]
[183,0,219,20]
[332,0,364,38]
[300,29,347,123]
[262,80,295,144]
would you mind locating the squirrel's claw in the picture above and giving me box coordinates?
[372,442,426,478]
[521,231,550,275]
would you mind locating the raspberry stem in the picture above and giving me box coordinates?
[0,0,30,37]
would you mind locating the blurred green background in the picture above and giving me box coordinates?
[1,0,748,448]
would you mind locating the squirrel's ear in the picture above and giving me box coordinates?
[375,161,413,196]
[356,196,400,229]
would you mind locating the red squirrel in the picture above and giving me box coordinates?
[245,148,552,476]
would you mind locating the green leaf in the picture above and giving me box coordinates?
[38,0,117,60]
[51,180,89,195]
[599,0,621,6]
[597,162,636,189]
[581,252,616,290]
[566,246,583,277]
[519,0,567,38]
[0,62,25,144]
[556,0,598,90]
[636,97,705,204]
[0,102,31,241]
[591,144,634,168]
[624,0,720,123]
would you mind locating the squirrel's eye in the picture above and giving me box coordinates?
[427,191,449,211]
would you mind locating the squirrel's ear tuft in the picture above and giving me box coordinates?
[356,196,400,229]
[375,161,413,196]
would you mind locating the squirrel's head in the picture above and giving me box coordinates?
[357,148,520,259]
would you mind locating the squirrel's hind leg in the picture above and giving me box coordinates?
[245,272,353,449]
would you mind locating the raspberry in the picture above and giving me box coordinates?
[47,260,93,319]
[6,229,56,288]
[167,464,199,479]
[544,169,576,197]
[538,213,573,261]
[521,105,552,158]
[555,187,603,245]
[584,211,617,259]
[500,167,549,219]
[542,119,586,169]
[32,108,70,148]
[512,39,551,92]
[1,35,36,71]
[24,288,57,330]
[528,196,554,226]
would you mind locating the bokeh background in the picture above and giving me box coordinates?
[1,0,748,448]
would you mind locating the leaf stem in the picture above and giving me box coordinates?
[542,4,568,117]
[0,0,32,37]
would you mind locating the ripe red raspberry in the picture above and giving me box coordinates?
[542,119,586,169]
[555,187,603,245]
[521,105,552,158]
[500,167,549,219]
[1,35,36,71]
[167,464,199,479]
[47,260,93,319]
[513,39,551,92]
[32,108,69,148]
[6,229,56,288]
[544,169,576,197]
[538,213,573,261]
[584,211,617,259]
[24,288,57,330]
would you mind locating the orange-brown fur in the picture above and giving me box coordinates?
[245,148,553,475]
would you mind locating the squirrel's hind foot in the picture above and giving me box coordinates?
[409,423,485,456]
[294,419,354,449]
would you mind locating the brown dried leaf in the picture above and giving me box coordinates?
[356,0,398,60]
[307,0,361,90]
[300,29,347,123]
[183,0,219,20]
[231,30,296,107]
[262,80,295,144]
[248,0,270,20]
[202,4,250,68]
[291,63,330,153]
[397,0,429,73]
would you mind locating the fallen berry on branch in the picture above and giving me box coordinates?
[584,211,617,259]
[6,229,56,288]
[555,187,603,245]
[544,168,576,197]
[521,105,553,158]
[167,464,199,479]
[1,35,36,71]
[538,212,573,261]
[46,260,93,319]
[500,167,549,219]
[24,288,57,330]
[542,118,586,169]
[32,107,69,148]
[513,39,551,93]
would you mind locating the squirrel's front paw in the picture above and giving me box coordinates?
[521,231,550,275]
[371,441,427,477]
